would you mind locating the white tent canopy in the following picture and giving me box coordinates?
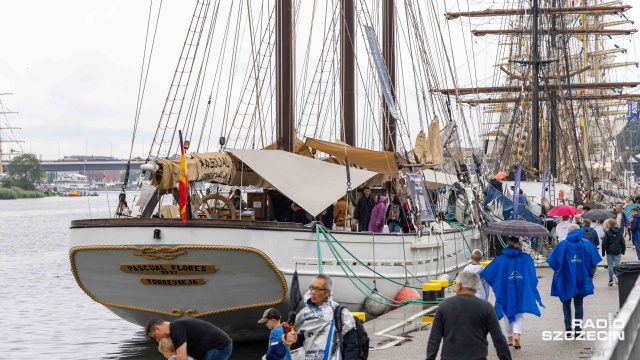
[422,169,457,189]
[227,149,379,217]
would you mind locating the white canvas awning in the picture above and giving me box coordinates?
[227,149,379,216]
[422,169,457,189]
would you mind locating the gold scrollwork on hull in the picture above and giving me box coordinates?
[69,245,287,318]
[133,246,187,260]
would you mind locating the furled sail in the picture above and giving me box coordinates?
[304,138,406,174]
[151,152,270,190]
[262,138,313,157]
[413,116,444,167]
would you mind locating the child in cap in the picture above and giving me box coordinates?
[259,308,292,360]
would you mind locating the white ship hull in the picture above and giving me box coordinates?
[70,218,481,341]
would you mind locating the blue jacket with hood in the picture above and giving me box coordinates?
[547,228,602,302]
[480,247,544,323]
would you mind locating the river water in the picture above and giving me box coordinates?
[0,193,264,359]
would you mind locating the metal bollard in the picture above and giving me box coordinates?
[422,282,441,302]
[430,279,449,299]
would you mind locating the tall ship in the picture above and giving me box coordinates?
[67,0,581,341]
[440,0,639,216]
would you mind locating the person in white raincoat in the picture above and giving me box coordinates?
[287,274,359,360]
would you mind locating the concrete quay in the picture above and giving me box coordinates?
[364,251,638,359]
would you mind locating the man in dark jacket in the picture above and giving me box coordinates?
[354,187,375,232]
[630,208,640,260]
[427,271,512,360]
[602,219,625,286]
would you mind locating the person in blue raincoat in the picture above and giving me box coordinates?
[547,224,602,337]
[481,236,544,349]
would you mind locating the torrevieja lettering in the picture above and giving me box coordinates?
[119,263,218,275]
[140,277,207,286]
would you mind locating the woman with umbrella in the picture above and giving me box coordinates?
[481,236,544,349]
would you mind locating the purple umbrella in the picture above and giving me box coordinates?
[484,220,550,237]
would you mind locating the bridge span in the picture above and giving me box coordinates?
[5,160,147,172]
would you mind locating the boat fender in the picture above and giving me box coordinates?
[392,286,420,309]
[364,289,386,317]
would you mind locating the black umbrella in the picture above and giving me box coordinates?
[287,263,303,325]
[484,220,550,237]
[582,209,616,221]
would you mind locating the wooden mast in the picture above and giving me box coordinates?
[531,0,540,170]
[341,0,356,146]
[382,0,396,151]
[276,0,294,152]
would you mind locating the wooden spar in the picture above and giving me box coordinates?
[382,0,396,151]
[570,47,627,58]
[276,0,294,152]
[445,5,632,19]
[472,28,637,36]
[600,61,640,69]
[460,94,640,104]
[434,81,640,95]
[341,0,356,146]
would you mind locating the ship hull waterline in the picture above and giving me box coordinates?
[70,218,481,341]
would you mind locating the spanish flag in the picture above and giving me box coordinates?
[179,134,188,224]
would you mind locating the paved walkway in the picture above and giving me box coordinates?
[366,249,637,359]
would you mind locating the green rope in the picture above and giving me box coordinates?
[317,225,422,290]
[316,223,324,274]
[312,224,450,307]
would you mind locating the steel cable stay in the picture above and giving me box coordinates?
[121,0,162,199]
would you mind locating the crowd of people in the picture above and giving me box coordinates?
[428,223,604,359]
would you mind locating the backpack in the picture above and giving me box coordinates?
[582,228,598,247]
[389,204,401,223]
[333,305,369,360]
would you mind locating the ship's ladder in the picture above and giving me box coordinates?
[149,0,212,159]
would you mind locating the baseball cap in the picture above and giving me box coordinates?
[257,308,281,323]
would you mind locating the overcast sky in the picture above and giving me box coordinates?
[1,0,639,161]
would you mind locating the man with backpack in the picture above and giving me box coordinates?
[581,219,600,248]
[386,194,406,233]
[286,274,367,360]
[602,218,625,286]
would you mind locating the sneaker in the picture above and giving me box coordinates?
[565,326,573,338]
[614,275,618,285]
[609,281,614,286]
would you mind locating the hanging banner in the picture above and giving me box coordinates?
[363,25,399,119]
[628,100,639,123]
[406,172,435,222]
[512,163,522,220]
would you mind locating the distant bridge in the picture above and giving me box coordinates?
[4,160,147,172]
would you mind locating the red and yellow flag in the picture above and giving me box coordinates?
[179,140,188,224]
